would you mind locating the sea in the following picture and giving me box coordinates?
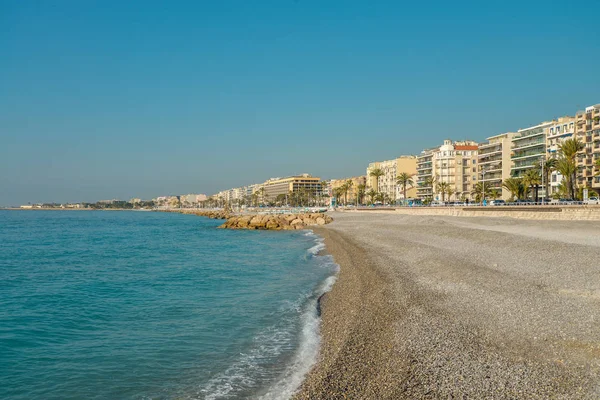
[0,210,338,400]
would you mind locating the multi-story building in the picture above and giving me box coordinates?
[575,104,600,190]
[416,148,435,200]
[511,121,554,178]
[478,133,515,200]
[262,174,323,200]
[546,117,576,197]
[330,175,366,205]
[366,156,417,201]
[432,140,479,202]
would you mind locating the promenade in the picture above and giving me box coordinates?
[296,212,600,399]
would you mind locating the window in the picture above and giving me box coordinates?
[472,167,476,172]
[472,160,476,165]
[473,176,477,181]
[550,128,554,134]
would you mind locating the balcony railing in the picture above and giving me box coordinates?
[512,139,545,150]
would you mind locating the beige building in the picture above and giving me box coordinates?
[416,148,435,200]
[546,116,576,197]
[478,133,515,200]
[575,104,600,191]
[366,156,417,202]
[262,174,323,200]
[330,176,366,205]
[425,140,479,202]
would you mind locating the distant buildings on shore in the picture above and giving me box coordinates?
[17,102,599,208]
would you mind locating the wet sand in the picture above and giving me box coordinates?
[294,212,600,399]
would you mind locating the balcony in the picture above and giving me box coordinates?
[511,149,545,160]
[479,155,503,165]
[513,129,545,141]
[512,139,545,151]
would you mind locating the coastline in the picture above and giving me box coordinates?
[294,212,600,399]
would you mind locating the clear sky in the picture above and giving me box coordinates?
[1,0,599,205]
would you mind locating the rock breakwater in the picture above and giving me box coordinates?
[180,210,230,219]
[219,213,333,230]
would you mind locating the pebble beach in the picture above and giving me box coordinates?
[294,212,600,399]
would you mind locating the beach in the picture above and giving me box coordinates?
[295,211,600,399]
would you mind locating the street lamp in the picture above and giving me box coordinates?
[541,155,545,206]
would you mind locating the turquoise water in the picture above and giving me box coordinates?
[0,211,337,399]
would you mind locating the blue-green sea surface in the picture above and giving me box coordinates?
[0,210,337,399]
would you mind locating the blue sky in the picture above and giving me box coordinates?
[1,0,599,205]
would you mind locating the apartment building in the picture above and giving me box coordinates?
[575,104,600,190]
[511,121,554,179]
[416,149,435,200]
[330,176,366,205]
[366,156,417,201]
[546,116,576,196]
[478,133,515,200]
[262,174,323,199]
[432,140,479,202]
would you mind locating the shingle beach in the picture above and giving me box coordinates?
[294,211,600,399]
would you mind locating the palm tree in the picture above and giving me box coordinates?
[396,173,414,205]
[502,177,525,201]
[471,182,491,204]
[369,168,384,192]
[556,157,577,199]
[558,138,585,198]
[357,183,366,205]
[522,169,542,202]
[534,158,558,199]
[344,179,354,205]
[446,187,456,202]
[436,181,449,202]
[489,189,501,200]
[366,189,377,205]
[423,176,435,201]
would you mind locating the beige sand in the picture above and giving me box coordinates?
[294,212,600,399]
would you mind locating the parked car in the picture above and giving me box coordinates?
[489,199,505,206]
[584,197,600,205]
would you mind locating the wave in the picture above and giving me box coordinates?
[198,234,338,400]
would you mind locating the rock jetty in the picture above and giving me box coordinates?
[180,210,230,219]
[218,213,333,230]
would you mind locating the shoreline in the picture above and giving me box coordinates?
[294,212,600,399]
[293,226,404,399]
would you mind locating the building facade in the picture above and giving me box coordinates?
[262,174,323,199]
[416,149,435,200]
[575,104,600,191]
[432,140,479,202]
[366,156,417,202]
[546,117,576,197]
[478,133,514,200]
[511,121,554,179]
[330,176,366,205]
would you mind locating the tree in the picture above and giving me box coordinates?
[396,173,414,205]
[471,182,491,203]
[558,138,585,199]
[556,157,577,200]
[502,177,525,201]
[436,181,449,202]
[534,158,558,199]
[446,187,456,202]
[369,168,385,192]
[344,179,354,205]
[366,189,377,205]
[423,176,435,201]
[522,169,542,202]
[489,189,501,200]
[595,159,600,176]
[357,183,366,205]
